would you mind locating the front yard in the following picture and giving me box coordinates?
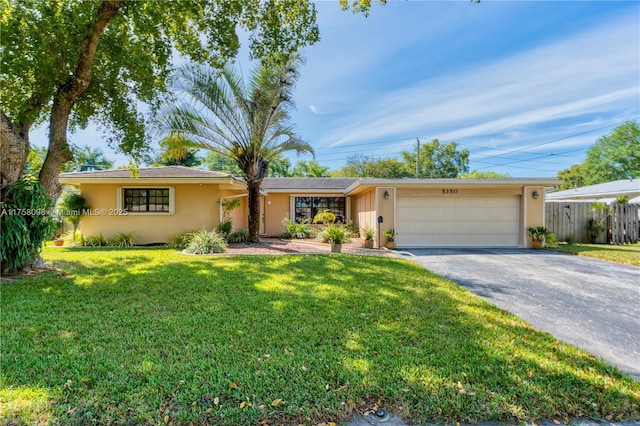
[548,242,640,267]
[2,248,639,425]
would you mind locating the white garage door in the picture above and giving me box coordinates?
[396,196,520,247]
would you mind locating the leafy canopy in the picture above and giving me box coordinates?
[557,121,640,188]
[1,0,320,156]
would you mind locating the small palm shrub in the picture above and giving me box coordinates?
[107,232,135,247]
[282,218,314,239]
[185,230,227,254]
[227,228,249,243]
[168,230,198,249]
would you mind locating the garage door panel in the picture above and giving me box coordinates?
[397,196,519,247]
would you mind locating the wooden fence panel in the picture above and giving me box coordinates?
[611,203,639,244]
[546,202,638,244]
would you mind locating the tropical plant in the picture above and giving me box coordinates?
[61,230,83,247]
[65,145,114,172]
[544,231,559,248]
[313,210,336,225]
[344,221,360,238]
[158,56,314,243]
[185,230,227,254]
[383,229,396,242]
[83,233,107,247]
[167,230,199,250]
[0,175,57,273]
[282,217,314,239]
[107,232,135,247]
[616,196,630,204]
[363,226,375,241]
[586,218,605,244]
[527,226,548,243]
[227,228,250,244]
[216,220,233,239]
[318,224,348,245]
[58,191,90,241]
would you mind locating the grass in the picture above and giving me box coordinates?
[2,248,639,425]
[548,242,640,267]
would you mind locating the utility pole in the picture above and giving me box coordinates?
[415,138,420,178]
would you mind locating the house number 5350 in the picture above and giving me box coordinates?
[442,189,459,195]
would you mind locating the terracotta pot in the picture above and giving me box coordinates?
[53,239,64,247]
[330,243,342,253]
[364,240,374,249]
[385,241,395,249]
[532,240,543,249]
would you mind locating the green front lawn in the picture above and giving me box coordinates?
[549,243,640,267]
[2,248,639,425]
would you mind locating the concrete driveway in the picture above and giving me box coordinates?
[398,248,640,380]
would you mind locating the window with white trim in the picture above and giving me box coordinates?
[294,197,346,223]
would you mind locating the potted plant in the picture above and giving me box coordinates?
[322,224,348,253]
[383,229,396,249]
[527,226,547,249]
[363,226,375,249]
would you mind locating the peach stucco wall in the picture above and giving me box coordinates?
[79,183,221,244]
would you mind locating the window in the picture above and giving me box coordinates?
[124,188,170,212]
[295,197,346,223]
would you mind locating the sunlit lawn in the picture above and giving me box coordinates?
[549,242,640,267]
[2,248,639,425]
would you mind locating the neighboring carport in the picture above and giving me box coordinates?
[401,248,640,380]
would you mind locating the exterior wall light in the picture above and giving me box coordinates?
[383,190,390,200]
[532,190,539,199]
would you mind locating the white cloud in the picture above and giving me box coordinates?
[317,10,639,151]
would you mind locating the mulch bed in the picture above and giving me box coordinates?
[226,238,395,256]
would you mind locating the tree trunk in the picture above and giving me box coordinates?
[0,112,30,190]
[38,0,123,200]
[247,181,262,243]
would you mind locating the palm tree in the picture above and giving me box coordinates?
[65,146,114,172]
[159,57,313,242]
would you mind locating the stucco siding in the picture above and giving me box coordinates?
[79,183,220,244]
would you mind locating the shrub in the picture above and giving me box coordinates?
[83,233,107,247]
[313,210,336,225]
[216,219,233,238]
[344,221,360,238]
[61,230,83,247]
[107,232,135,247]
[318,224,348,244]
[586,218,604,244]
[168,230,198,249]
[282,218,314,239]
[227,228,249,243]
[185,230,227,254]
[545,231,559,248]
[0,175,57,273]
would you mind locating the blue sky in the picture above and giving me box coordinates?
[32,1,640,177]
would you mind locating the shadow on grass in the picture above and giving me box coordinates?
[2,248,639,425]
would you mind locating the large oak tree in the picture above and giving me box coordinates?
[0,0,320,200]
